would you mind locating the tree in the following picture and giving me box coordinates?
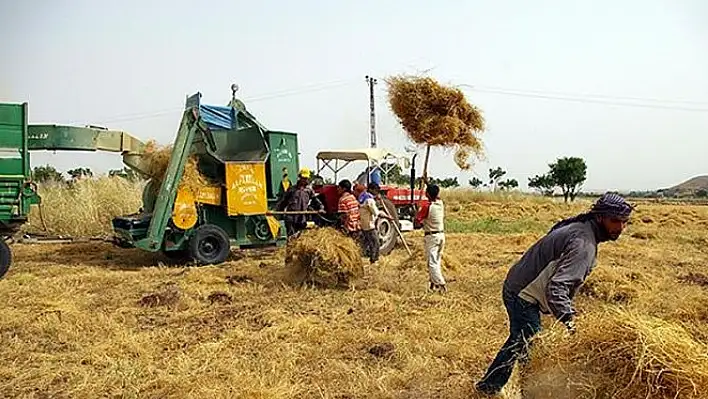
[549,157,587,203]
[32,165,64,183]
[67,167,93,180]
[695,189,708,198]
[109,167,141,182]
[429,177,459,188]
[488,167,507,191]
[382,164,412,186]
[498,178,519,191]
[528,173,556,197]
[469,177,484,189]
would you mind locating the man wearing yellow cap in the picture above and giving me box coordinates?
[276,168,318,236]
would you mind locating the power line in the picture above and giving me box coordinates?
[61,79,359,125]
[467,84,708,106]
[459,85,708,113]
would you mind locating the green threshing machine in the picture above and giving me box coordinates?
[0,86,303,278]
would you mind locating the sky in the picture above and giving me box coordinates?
[1,0,707,192]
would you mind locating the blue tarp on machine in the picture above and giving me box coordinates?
[199,104,236,131]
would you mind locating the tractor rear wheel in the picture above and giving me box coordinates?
[378,197,400,256]
[0,239,11,279]
[188,224,231,265]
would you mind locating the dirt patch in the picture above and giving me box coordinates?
[368,342,395,359]
[206,291,233,305]
[226,275,253,284]
[678,272,708,287]
[139,285,180,308]
[631,230,657,240]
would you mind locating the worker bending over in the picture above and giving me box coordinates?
[415,184,446,292]
[357,182,392,264]
[276,168,320,237]
[475,192,634,395]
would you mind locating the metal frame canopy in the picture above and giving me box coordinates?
[315,148,410,184]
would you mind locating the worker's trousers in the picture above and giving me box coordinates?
[424,232,446,285]
[477,285,542,393]
[360,229,380,263]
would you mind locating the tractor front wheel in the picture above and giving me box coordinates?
[188,224,231,265]
[0,239,11,279]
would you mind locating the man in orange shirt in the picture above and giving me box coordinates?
[337,179,361,239]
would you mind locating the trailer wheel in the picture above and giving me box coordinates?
[378,197,400,256]
[188,224,231,265]
[0,239,11,279]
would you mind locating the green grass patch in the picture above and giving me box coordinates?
[446,217,548,235]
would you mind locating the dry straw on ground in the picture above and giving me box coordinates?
[525,307,708,399]
[8,184,708,398]
[141,139,211,194]
[284,227,365,288]
[386,75,485,170]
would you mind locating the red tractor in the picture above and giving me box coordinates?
[309,149,428,255]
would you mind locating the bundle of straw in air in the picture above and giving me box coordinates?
[284,228,364,288]
[386,75,485,170]
[524,307,708,399]
[140,140,210,194]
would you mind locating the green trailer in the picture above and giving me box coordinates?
[0,103,39,276]
[0,102,147,278]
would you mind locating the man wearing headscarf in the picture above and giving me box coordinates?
[475,193,634,395]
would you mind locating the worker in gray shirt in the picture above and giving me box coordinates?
[475,193,634,395]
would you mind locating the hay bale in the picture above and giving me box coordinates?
[385,75,485,169]
[141,139,211,194]
[284,228,364,288]
[524,308,708,398]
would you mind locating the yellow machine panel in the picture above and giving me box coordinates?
[196,185,222,206]
[225,162,268,216]
[172,188,198,230]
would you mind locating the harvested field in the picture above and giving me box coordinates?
[3,178,708,398]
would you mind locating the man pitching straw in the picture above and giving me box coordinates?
[414,184,447,292]
[475,192,634,395]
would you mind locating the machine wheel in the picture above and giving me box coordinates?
[188,224,231,265]
[377,197,400,256]
[0,239,11,279]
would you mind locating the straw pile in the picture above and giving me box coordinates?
[141,139,210,194]
[386,75,485,170]
[524,307,708,399]
[284,228,364,288]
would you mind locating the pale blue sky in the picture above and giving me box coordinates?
[1,0,707,191]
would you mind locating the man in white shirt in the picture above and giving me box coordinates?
[415,184,446,292]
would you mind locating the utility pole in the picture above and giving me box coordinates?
[365,75,377,148]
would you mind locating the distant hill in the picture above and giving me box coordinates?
[667,175,708,192]
[618,175,708,199]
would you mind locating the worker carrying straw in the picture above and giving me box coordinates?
[475,192,634,395]
[414,184,447,292]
